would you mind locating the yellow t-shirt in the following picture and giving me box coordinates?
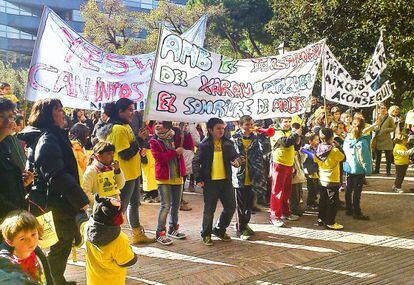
[241,138,252,186]
[393,144,410,165]
[142,149,158,191]
[314,147,345,185]
[86,231,135,285]
[2,93,19,103]
[106,124,141,181]
[71,140,87,187]
[271,130,295,166]
[211,139,226,180]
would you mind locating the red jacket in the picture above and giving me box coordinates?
[149,136,186,180]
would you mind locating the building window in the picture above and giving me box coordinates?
[0,0,37,17]
[72,10,83,22]
[0,24,36,40]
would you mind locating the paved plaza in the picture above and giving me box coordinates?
[66,166,414,285]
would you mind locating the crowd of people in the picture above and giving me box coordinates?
[0,81,414,284]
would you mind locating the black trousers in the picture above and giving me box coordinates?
[306,177,320,207]
[201,179,235,237]
[318,185,339,225]
[290,183,303,214]
[236,185,254,232]
[345,174,364,215]
[395,164,409,189]
[375,149,393,174]
[48,213,77,285]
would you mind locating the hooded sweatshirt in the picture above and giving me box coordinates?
[314,142,345,187]
[343,134,372,175]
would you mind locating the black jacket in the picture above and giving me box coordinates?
[18,126,89,219]
[0,140,27,220]
[192,136,239,183]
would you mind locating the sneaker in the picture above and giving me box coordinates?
[326,223,344,230]
[143,197,153,203]
[202,235,213,246]
[152,196,161,203]
[239,229,252,240]
[307,205,318,212]
[156,231,173,245]
[168,225,186,239]
[353,214,370,220]
[270,219,285,227]
[283,214,299,221]
[394,187,404,194]
[245,224,255,236]
[317,218,325,226]
[212,228,231,241]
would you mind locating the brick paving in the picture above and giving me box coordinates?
[66,166,414,284]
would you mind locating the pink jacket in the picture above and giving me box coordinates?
[149,137,186,180]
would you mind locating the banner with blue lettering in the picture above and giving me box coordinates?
[322,34,392,107]
[25,7,207,110]
[145,27,324,122]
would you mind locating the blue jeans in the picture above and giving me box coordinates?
[157,184,183,234]
[120,177,141,229]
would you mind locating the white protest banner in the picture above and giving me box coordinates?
[145,27,324,122]
[322,34,392,107]
[25,7,207,110]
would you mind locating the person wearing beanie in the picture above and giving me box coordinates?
[86,195,137,285]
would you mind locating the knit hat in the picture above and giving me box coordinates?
[92,195,123,226]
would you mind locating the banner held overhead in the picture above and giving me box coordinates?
[145,27,324,122]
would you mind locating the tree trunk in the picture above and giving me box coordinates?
[248,30,262,56]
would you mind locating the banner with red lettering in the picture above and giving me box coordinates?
[25,7,207,110]
[145,27,324,122]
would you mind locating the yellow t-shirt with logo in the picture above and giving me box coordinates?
[211,139,226,180]
[86,231,135,285]
[393,144,410,165]
[271,130,295,166]
[106,124,141,181]
[241,138,252,186]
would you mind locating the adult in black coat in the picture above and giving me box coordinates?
[0,98,33,224]
[18,98,89,285]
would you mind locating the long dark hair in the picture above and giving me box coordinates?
[106,98,133,124]
[69,123,90,146]
[28,98,63,129]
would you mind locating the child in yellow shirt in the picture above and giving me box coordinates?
[393,134,414,193]
[86,196,137,285]
[314,128,345,230]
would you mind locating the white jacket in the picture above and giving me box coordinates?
[82,165,126,204]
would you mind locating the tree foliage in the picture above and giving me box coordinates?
[265,0,414,106]
[0,61,28,101]
[189,0,273,58]
[80,0,142,54]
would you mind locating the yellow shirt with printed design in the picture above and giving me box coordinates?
[106,124,141,181]
[86,231,135,285]
[241,138,252,186]
[211,139,226,180]
[393,143,410,165]
[271,130,295,166]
